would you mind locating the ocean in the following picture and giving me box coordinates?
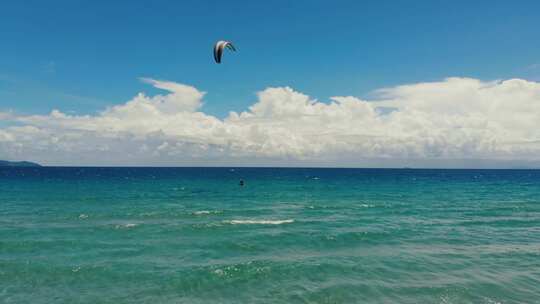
[1,167,539,303]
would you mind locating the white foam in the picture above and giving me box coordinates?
[194,210,211,215]
[115,223,138,229]
[79,214,88,219]
[227,219,294,225]
[213,269,225,276]
[194,210,222,215]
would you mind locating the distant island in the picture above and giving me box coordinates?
[0,160,42,167]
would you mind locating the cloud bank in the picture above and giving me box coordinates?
[1,77,540,167]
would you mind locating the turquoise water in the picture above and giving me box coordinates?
[1,168,539,303]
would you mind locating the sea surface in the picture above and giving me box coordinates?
[1,167,539,303]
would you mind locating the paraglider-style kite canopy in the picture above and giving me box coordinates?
[213,40,236,64]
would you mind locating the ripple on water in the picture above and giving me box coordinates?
[226,219,295,225]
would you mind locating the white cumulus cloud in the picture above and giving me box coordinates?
[1,77,540,167]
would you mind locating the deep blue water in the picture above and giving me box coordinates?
[1,168,539,303]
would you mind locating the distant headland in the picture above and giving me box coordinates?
[0,160,42,167]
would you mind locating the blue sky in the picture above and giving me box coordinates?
[1,0,540,117]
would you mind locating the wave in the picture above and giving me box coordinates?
[114,223,138,229]
[227,219,294,225]
[359,204,374,208]
[194,210,211,215]
[193,210,221,215]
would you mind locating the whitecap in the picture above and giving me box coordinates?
[194,210,211,215]
[227,219,294,225]
[115,223,138,229]
[79,214,88,219]
[194,210,221,216]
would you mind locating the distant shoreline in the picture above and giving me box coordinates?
[0,160,41,167]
